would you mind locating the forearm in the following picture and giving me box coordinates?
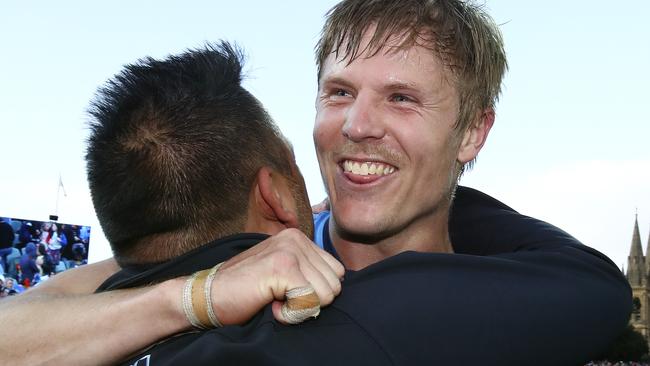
[0,231,343,365]
[34,258,120,296]
[0,278,189,365]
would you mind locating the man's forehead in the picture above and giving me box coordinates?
[319,28,447,80]
[332,24,436,65]
[319,42,452,94]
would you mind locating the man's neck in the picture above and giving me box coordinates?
[329,210,453,270]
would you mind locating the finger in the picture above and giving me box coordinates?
[271,286,321,325]
[214,251,313,326]
[267,262,320,324]
[302,243,345,289]
[294,251,338,306]
[271,301,285,323]
[282,285,321,324]
[268,228,345,284]
[312,245,345,279]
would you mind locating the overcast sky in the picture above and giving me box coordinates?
[1,0,648,270]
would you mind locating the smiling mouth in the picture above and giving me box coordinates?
[341,160,396,176]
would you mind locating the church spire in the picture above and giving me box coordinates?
[646,222,650,275]
[627,214,645,286]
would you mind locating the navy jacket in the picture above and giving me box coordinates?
[100,187,631,366]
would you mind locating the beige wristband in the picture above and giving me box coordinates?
[182,261,225,330]
[191,268,213,329]
[205,262,225,327]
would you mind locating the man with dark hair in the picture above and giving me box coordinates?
[0,0,630,364]
[0,43,348,364]
[85,43,312,266]
[86,42,342,328]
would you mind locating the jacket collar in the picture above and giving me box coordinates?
[96,233,268,292]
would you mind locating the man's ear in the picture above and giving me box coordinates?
[252,166,299,230]
[457,108,495,163]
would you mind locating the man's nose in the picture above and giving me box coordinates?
[342,94,385,142]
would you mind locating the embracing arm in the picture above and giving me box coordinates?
[0,229,343,365]
[348,186,632,365]
[0,277,188,365]
[30,258,121,295]
[340,235,631,365]
[0,259,189,365]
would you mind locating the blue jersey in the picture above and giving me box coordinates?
[312,211,339,259]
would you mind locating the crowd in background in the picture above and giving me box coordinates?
[0,217,90,297]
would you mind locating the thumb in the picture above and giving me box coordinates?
[271,285,321,325]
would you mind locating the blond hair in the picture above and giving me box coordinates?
[316,0,508,138]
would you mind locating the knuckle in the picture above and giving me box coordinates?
[284,228,307,242]
[269,250,300,272]
[282,227,300,237]
[321,291,335,305]
[336,264,345,277]
[332,280,342,295]
[272,231,308,252]
[284,227,299,234]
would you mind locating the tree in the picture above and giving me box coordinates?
[597,324,649,362]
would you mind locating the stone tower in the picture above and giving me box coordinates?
[627,214,649,340]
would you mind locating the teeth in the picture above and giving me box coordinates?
[352,162,361,174]
[342,160,396,176]
[360,163,369,175]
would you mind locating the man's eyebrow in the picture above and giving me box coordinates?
[320,77,423,95]
[383,81,420,92]
[319,76,354,89]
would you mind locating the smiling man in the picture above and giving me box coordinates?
[314,33,472,266]
[312,0,504,269]
[0,0,631,364]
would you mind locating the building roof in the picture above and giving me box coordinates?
[627,214,645,287]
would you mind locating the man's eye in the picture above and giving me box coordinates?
[335,89,349,97]
[391,94,412,103]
